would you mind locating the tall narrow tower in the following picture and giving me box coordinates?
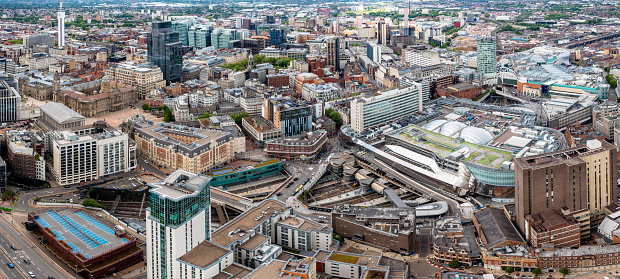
[58,0,66,48]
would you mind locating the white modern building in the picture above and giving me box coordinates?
[57,0,66,48]
[302,83,339,102]
[350,84,426,133]
[50,123,134,185]
[0,80,20,122]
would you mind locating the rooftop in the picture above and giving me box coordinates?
[40,102,86,125]
[135,123,233,157]
[33,209,131,259]
[177,241,230,269]
[474,207,525,249]
[391,125,513,170]
[211,199,288,248]
[149,169,211,201]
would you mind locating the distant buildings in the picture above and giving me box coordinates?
[242,116,282,146]
[24,33,55,48]
[54,78,136,117]
[148,21,183,83]
[436,82,482,99]
[38,102,86,132]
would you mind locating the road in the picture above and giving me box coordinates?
[0,214,73,279]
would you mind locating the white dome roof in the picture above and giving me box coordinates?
[440,122,466,137]
[424,120,447,132]
[456,127,493,145]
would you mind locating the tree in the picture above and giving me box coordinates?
[505,267,514,274]
[163,105,173,122]
[532,268,542,276]
[142,103,150,110]
[617,97,620,103]
[196,112,215,120]
[559,267,569,276]
[81,199,104,208]
[606,74,618,88]
[1,189,16,201]
[230,112,250,124]
[325,108,342,127]
[449,259,460,268]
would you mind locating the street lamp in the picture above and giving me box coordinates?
[75,264,78,279]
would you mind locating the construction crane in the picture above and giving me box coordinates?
[69,25,75,54]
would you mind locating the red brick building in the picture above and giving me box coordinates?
[436,83,482,99]
[525,209,580,248]
[265,130,327,159]
[267,73,290,88]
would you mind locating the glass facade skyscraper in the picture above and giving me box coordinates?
[147,170,212,279]
[210,28,240,49]
[188,25,213,48]
[171,21,191,46]
[477,36,497,78]
[257,24,288,47]
[148,21,183,83]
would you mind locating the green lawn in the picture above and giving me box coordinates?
[329,253,360,264]
[477,154,499,166]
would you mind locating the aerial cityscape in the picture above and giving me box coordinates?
[0,0,620,278]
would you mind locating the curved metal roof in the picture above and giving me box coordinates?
[440,121,466,137]
[456,127,493,145]
[424,119,447,132]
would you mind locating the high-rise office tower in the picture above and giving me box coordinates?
[188,25,213,48]
[514,140,617,241]
[326,36,341,72]
[377,19,389,46]
[172,21,191,46]
[257,24,287,47]
[57,0,66,47]
[148,21,183,83]
[477,36,497,78]
[147,170,212,279]
[210,28,240,49]
[367,41,381,63]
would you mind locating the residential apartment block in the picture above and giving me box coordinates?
[134,123,235,174]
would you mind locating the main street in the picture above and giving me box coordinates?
[0,213,73,279]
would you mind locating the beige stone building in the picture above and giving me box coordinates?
[105,62,166,99]
[54,77,136,117]
[134,123,235,174]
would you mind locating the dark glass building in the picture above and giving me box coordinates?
[148,21,183,83]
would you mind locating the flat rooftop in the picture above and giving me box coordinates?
[391,125,513,170]
[245,260,298,278]
[178,240,230,269]
[34,209,130,258]
[211,199,288,248]
[149,169,211,200]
